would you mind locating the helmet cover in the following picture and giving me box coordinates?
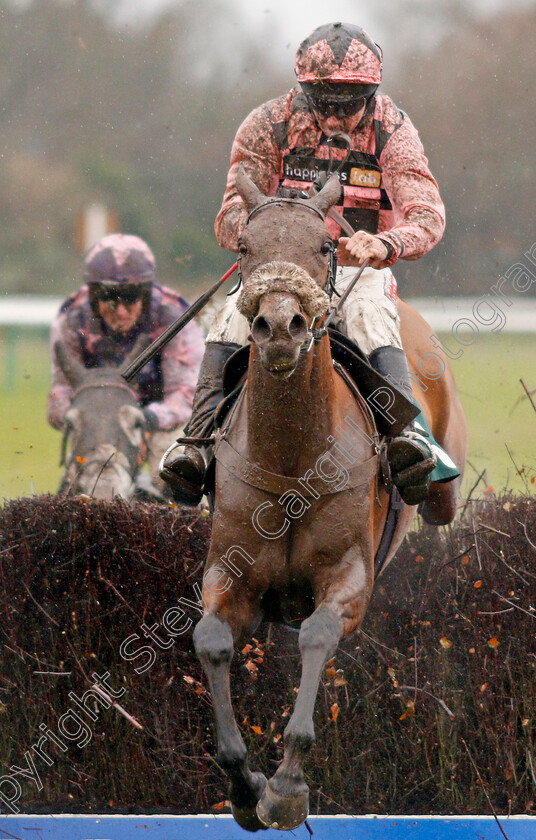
[295,22,382,85]
[84,233,156,286]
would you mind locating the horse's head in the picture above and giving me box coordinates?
[234,166,341,378]
[55,339,148,500]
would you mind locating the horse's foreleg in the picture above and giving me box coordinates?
[256,606,341,830]
[193,613,267,832]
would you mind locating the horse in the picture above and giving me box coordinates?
[192,167,467,832]
[55,341,149,501]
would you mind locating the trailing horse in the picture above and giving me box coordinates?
[192,168,467,831]
[55,340,149,500]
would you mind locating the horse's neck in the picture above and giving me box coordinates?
[246,340,337,474]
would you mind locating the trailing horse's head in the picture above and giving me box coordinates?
[55,340,148,500]
[234,166,341,378]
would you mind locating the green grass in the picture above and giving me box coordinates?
[1,330,63,500]
[446,331,536,496]
[0,330,535,501]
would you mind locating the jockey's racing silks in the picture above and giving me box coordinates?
[215,90,445,267]
[279,92,390,235]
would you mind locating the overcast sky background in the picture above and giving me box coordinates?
[8,0,536,84]
[92,0,536,85]
[107,0,536,46]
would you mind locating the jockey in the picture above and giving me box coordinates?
[161,22,452,506]
[48,233,204,493]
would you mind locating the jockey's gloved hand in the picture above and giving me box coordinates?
[142,407,159,432]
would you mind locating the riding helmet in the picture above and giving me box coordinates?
[295,22,382,86]
[85,233,155,319]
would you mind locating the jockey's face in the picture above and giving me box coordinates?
[94,284,145,333]
[312,109,366,136]
[98,297,144,333]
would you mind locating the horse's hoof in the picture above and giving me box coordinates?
[256,777,309,831]
[231,772,268,833]
[232,804,269,833]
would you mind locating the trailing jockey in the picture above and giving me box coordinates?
[48,233,204,494]
[160,22,459,506]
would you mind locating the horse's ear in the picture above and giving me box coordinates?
[235,164,265,212]
[54,341,86,388]
[308,174,343,217]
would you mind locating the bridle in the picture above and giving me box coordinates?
[245,196,327,226]
[59,380,143,483]
[235,196,339,314]
[70,380,137,400]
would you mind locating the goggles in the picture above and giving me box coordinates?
[301,82,378,118]
[93,283,147,307]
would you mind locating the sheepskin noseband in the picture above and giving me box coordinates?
[236,261,329,320]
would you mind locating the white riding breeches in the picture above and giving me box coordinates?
[205,266,402,356]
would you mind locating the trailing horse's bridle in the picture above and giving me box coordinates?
[69,380,137,400]
[59,380,141,472]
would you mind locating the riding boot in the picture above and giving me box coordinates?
[367,345,437,505]
[159,341,241,506]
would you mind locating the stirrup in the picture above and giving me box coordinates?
[388,428,437,506]
[159,440,211,507]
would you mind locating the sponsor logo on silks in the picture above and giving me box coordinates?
[283,163,323,183]
[349,167,382,188]
[283,152,383,189]
[284,162,382,189]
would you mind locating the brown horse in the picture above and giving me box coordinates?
[193,168,467,832]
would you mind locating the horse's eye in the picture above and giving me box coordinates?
[238,242,248,255]
[320,242,332,256]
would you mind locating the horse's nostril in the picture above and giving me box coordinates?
[288,313,308,342]
[251,315,273,344]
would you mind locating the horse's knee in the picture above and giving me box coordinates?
[298,608,341,657]
[193,614,234,664]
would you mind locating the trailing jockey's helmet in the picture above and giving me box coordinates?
[85,233,155,320]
